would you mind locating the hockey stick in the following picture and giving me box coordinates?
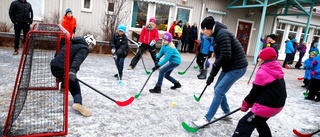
[77,78,134,107]
[194,65,199,69]
[293,128,320,137]
[134,70,154,99]
[193,85,208,102]
[178,55,197,75]
[113,56,124,86]
[181,108,240,133]
[247,62,258,85]
[128,38,150,75]
[303,78,312,98]
[298,77,304,80]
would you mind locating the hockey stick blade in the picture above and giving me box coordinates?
[145,69,151,75]
[134,71,154,99]
[181,108,241,133]
[193,94,200,102]
[194,65,199,69]
[181,122,199,133]
[193,85,208,102]
[178,55,197,75]
[118,80,124,86]
[115,96,134,107]
[297,77,304,80]
[178,71,186,75]
[293,129,314,137]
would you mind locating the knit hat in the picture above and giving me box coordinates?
[267,34,276,40]
[201,16,215,29]
[162,32,172,42]
[149,17,156,24]
[65,8,72,14]
[178,20,182,24]
[311,51,318,56]
[117,24,126,33]
[258,48,277,61]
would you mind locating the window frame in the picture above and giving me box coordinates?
[81,0,93,13]
[174,6,192,27]
[28,0,45,21]
[105,1,115,15]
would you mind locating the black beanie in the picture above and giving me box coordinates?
[267,34,276,40]
[201,16,215,29]
[178,20,182,24]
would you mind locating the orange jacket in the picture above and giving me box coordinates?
[61,16,76,37]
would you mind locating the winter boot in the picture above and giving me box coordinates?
[197,69,203,77]
[198,69,207,79]
[171,82,181,89]
[149,86,161,93]
[114,74,118,78]
[72,103,92,117]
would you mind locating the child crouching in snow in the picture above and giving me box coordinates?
[301,51,317,88]
[233,48,287,137]
[149,32,182,93]
[305,53,320,101]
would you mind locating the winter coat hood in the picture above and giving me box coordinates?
[71,37,89,46]
[253,61,284,86]
[212,22,227,38]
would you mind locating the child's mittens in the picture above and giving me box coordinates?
[311,71,317,76]
[312,60,318,66]
[241,100,253,112]
[150,40,156,47]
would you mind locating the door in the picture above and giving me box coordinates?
[236,21,252,54]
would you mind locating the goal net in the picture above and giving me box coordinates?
[2,23,70,137]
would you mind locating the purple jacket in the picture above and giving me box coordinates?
[297,44,307,53]
[243,61,287,118]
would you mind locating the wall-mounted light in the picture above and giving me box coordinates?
[246,10,255,18]
[182,0,187,4]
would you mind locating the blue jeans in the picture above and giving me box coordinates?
[205,67,247,121]
[116,57,125,75]
[156,62,179,87]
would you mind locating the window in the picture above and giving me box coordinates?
[81,0,93,12]
[131,1,148,28]
[176,7,191,26]
[289,25,298,32]
[28,0,44,21]
[276,23,285,30]
[155,4,170,31]
[108,3,115,12]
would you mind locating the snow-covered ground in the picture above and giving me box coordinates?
[1,46,320,137]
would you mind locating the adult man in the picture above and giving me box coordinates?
[9,0,33,55]
[193,16,248,126]
[263,34,279,57]
[50,34,96,117]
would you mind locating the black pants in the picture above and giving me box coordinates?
[303,79,310,87]
[283,53,293,67]
[50,65,82,104]
[196,53,207,70]
[295,52,305,68]
[188,40,195,52]
[306,78,320,100]
[233,112,271,137]
[129,43,157,68]
[14,22,30,50]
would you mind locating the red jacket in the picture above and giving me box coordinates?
[61,16,76,37]
[138,24,159,45]
[169,24,176,36]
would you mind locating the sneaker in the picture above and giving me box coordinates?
[214,113,233,120]
[149,86,161,93]
[127,66,134,70]
[72,103,92,117]
[13,49,18,55]
[192,117,208,127]
[170,82,181,89]
[114,74,118,77]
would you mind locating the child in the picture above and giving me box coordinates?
[233,48,287,137]
[50,34,96,117]
[301,51,317,88]
[110,24,129,80]
[61,8,77,38]
[309,42,319,55]
[149,32,182,93]
[305,53,320,101]
[196,34,214,79]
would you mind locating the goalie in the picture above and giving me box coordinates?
[50,34,96,117]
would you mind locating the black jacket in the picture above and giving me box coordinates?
[210,22,248,77]
[182,25,191,43]
[9,0,33,24]
[50,37,90,73]
[190,25,198,41]
[110,33,129,58]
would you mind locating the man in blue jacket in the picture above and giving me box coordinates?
[9,0,33,55]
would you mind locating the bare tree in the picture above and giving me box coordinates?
[42,10,60,24]
[101,0,129,41]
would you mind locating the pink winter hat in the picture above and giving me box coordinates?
[259,48,277,61]
[149,17,156,23]
[162,32,172,42]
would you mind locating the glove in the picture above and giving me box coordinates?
[111,49,115,54]
[206,75,214,85]
[311,71,317,76]
[69,71,77,81]
[152,65,160,71]
[113,55,117,59]
[313,60,318,66]
[240,100,253,112]
[150,40,156,47]
[155,58,160,65]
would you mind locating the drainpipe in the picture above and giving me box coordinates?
[198,0,206,39]
[59,0,63,23]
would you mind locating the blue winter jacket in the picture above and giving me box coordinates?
[309,42,319,54]
[156,42,181,66]
[285,40,294,54]
[304,57,314,80]
[312,55,320,80]
[199,35,214,55]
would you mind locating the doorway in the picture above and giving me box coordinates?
[236,20,253,54]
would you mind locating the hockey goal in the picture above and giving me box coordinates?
[2,23,70,137]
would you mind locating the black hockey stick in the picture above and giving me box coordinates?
[178,55,197,75]
[193,85,208,102]
[181,108,240,133]
[77,78,134,107]
[293,128,320,137]
[247,62,258,85]
[134,70,154,99]
[128,38,150,75]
